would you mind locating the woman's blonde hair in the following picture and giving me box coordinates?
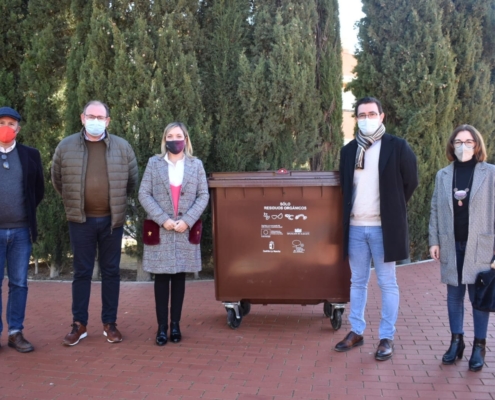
[160,122,194,157]
[446,124,486,162]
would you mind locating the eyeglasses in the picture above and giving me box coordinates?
[453,140,475,149]
[84,114,108,121]
[356,112,380,120]
[2,154,9,169]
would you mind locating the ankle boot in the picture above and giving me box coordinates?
[442,334,465,365]
[469,338,486,372]
[156,324,168,346]
[170,321,181,343]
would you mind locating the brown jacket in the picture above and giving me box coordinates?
[51,129,138,228]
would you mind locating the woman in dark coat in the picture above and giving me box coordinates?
[139,122,209,346]
[429,124,495,371]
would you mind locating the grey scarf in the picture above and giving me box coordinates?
[355,124,386,169]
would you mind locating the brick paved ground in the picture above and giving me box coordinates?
[0,261,494,399]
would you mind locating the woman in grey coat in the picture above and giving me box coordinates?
[429,124,494,371]
[139,122,209,346]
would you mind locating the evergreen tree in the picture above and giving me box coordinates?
[107,1,210,279]
[76,0,117,109]
[441,0,494,155]
[310,0,342,171]
[349,0,457,259]
[238,0,322,170]
[19,0,71,276]
[0,0,28,108]
[64,0,92,135]
[198,0,253,172]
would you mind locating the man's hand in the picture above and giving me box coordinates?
[429,245,440,261]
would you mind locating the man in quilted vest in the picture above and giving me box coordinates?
[51,100,138,346]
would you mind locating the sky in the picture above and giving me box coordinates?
[338,0,364,53]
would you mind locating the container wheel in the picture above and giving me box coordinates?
[323,301,332,318]
[240,301,251,316]
[331,308,343,330]
[226,308,242,329]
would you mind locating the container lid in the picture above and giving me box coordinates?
[208,170,340,188]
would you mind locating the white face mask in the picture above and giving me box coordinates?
[85,119,106,136]
[358,118,381,136]
[455,144,474,162]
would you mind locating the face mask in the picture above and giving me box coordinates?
[166,140,185,155]
[455,144,474,162]
[85,119,106,136]
[358,118,381,136]
[0,126,17,143]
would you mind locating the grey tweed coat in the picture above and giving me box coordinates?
[138,155,209,274]
[429,161,495,285]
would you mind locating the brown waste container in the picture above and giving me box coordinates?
[208,169,350,330]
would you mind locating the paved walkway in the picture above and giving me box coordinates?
[0,261,494,399]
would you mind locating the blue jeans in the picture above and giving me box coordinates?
[68,217,123,326]
[0,228,32,335]
[348,226,399,340]
[447,241,490,339]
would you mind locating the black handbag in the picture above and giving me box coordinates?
[473,269,495,312]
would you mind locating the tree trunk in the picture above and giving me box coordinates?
[136,259,151,281]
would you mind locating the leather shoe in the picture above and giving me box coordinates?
[156,324,168,346]
[170,321,182,343]
[63,322,87,346]
[103,323,123,343]
[469,338,486,372]
[375,338,394,361]
[8,332,34,353]
[442,334,465,365]
[334,331,363,352]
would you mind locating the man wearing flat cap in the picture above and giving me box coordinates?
[0,106,44,353]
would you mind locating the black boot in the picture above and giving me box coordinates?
[469,338,486,372]
[156,324,168,346]
[170,321,181,343]
[442,334,465,365]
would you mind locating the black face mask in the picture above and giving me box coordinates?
[166,140,185,155]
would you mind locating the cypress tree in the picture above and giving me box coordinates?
[238,0,322,171]
[107,1,210,279]
[64,0,92,135]
[441,0,494,154]
[348,0,457,259]
[198,0,253,172]
[0,0,28,108]
[19,0,71,277]
[76,0,117,109]
[310,0,343,171]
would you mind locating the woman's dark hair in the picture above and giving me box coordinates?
[446,124,486,162]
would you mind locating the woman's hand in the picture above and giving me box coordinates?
[429,245,440,261]
[174,220,189,233]
[163,219,176,231]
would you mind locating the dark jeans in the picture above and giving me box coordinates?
[447,241,490,339]
[154,273,186,326]
[68,217,123,326]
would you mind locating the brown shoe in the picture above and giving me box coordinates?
[375,338,394,361]
[63,322,87,346]
[8,332,34,353]
[103,323,122,343]
[334,331,364,352]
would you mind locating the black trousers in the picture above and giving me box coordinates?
[154,272,186,326]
